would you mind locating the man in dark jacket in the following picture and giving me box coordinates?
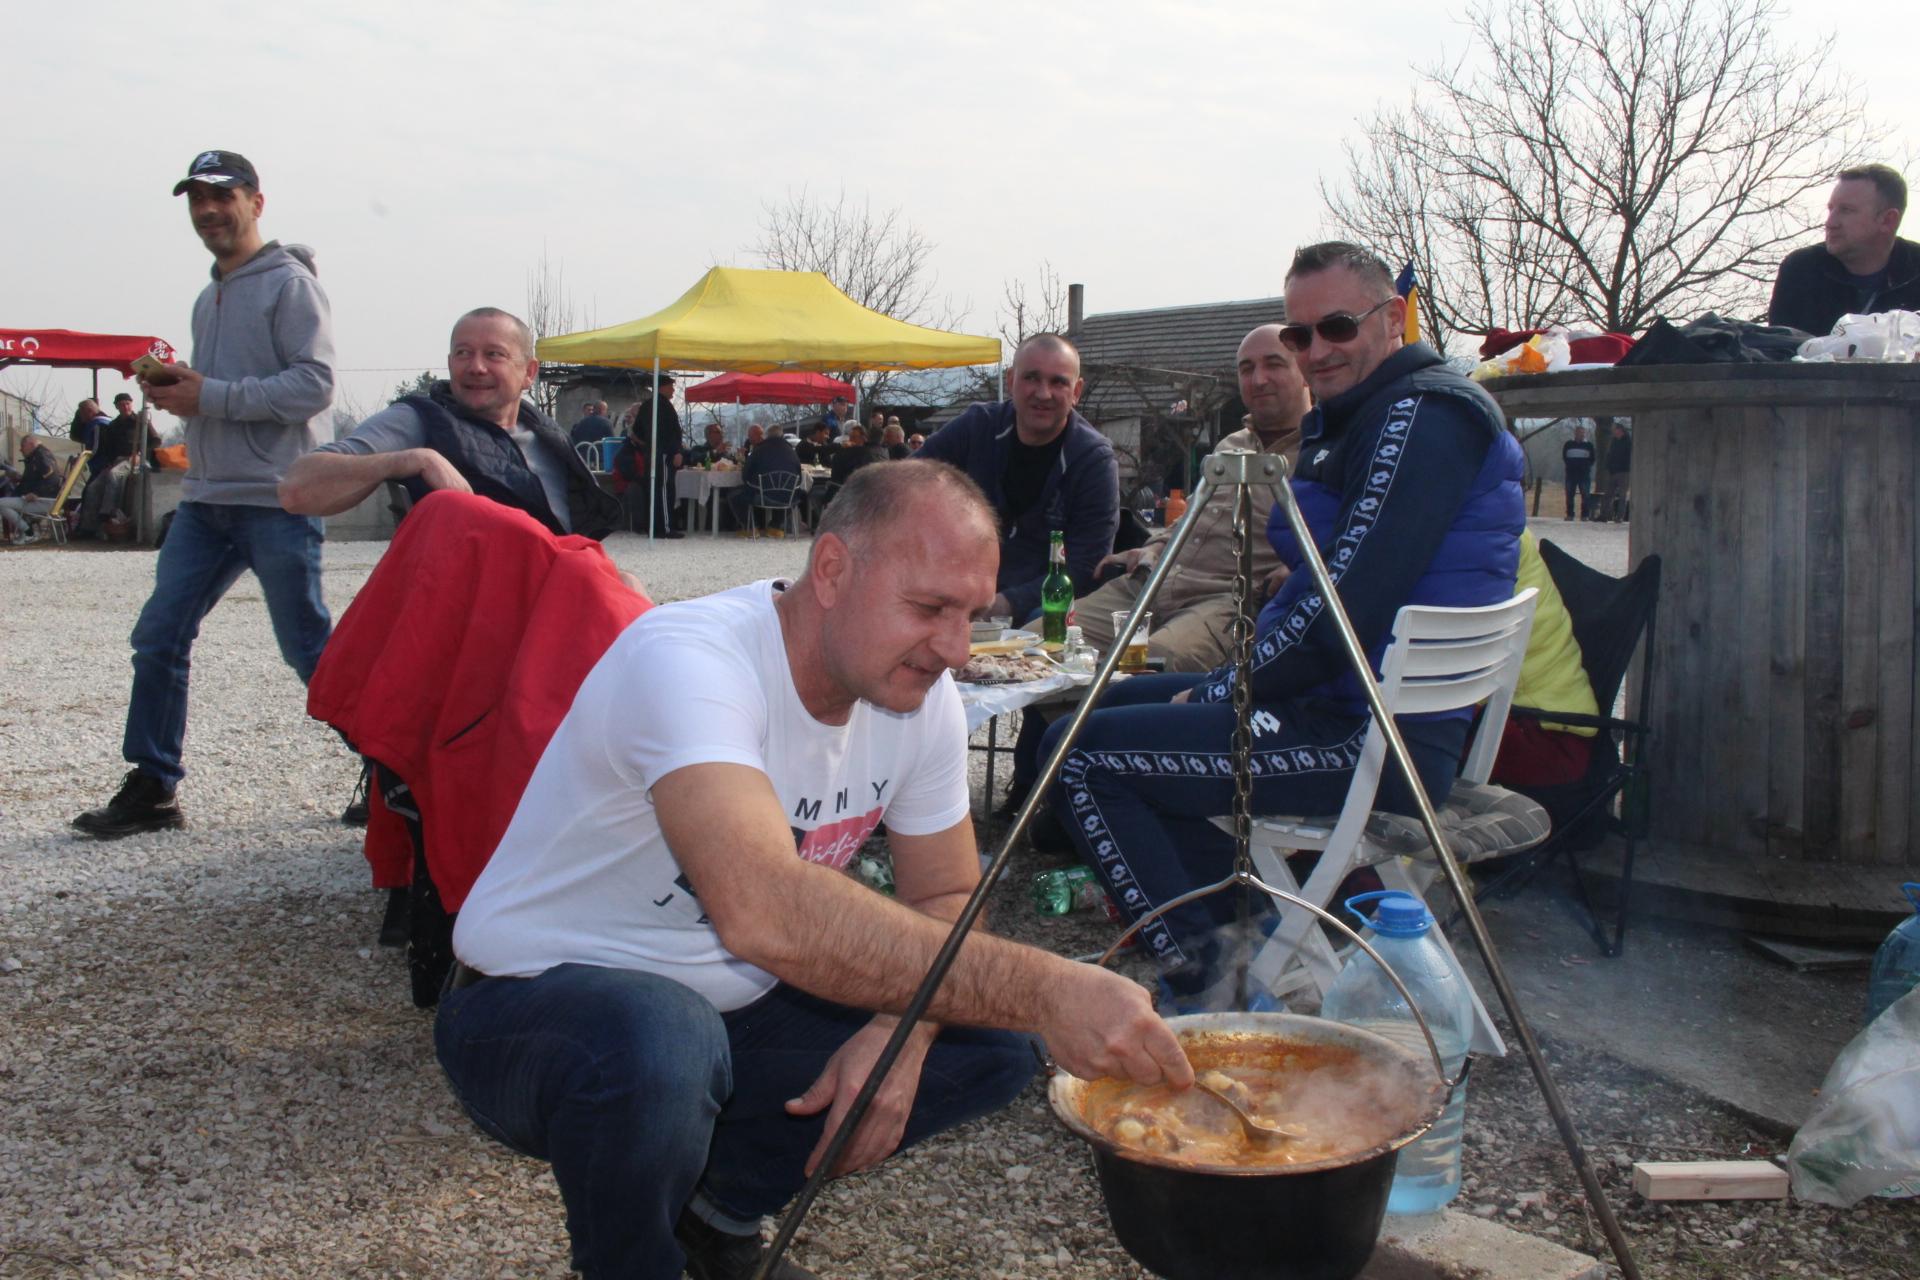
[1044,243,1525,1009]
[568,401,615,452]
[281,308,622,541]
[1769,165,1920,336]
[1561,423,1595,521]
[725,427,803,535]
[1599,421,1632,523]
[916,333,1119,623]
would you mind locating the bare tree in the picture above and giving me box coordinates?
[525,247,582,419]
[1325,0,1880,352]
[750,188,967,405]
[997,261,1069,350]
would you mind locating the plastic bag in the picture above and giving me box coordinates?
[1794,310,1920,362]
[1470,329,1572,381]
[1787,985,1920,1205]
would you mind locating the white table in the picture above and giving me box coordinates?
[674,468,818,536]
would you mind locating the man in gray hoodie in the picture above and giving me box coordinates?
[74,150,337,838]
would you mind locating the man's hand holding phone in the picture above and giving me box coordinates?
[137,359,204,417]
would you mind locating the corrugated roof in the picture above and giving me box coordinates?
[1075,295,1287,420]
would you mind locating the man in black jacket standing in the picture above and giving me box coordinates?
[1770,165,1920,336]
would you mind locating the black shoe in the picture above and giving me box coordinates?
[654,529,685,540]
[72,770,184,839]
[991,780,1034,822]
[676,1212,820,1280]
[342,764,371,826]
[378,887,409,948]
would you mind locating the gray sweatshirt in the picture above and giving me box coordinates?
[183,241,336,506]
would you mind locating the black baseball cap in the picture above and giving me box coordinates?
[173,150,259,196]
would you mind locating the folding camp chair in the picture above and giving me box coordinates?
[1212,590,1546,1055]
[28,450,91,545]
[747,470,804,537]
[1471,542,1662,957]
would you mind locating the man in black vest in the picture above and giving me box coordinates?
[280,307,621,540]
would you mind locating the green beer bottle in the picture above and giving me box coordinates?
[1041,530,1073,646]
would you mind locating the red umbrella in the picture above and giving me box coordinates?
[0,328,178,377]
[684,370,853,405]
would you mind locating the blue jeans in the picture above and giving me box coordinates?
[124,501,330,786]
[434,964,1038,1280]
[1043,673,1464,992]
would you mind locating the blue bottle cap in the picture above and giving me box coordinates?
[1344,889,1432,938]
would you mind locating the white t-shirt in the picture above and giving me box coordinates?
[453,579,971,1011]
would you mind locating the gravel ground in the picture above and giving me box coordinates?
[2,523,1912,1279]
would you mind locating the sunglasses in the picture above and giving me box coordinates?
[1277,297,1395,352]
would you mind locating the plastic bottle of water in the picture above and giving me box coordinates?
[1866,883,1920,1025]
[1321,890,1475,1215]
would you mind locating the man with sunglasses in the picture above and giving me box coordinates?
[1043,242,1526,1010]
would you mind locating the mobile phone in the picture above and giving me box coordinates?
[132,355,179,384]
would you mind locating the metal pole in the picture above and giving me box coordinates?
[648,356,660,545]
[755,472,1228,1280]
[1266,456,1643,1280]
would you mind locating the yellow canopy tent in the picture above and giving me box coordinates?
[538,267,1001,538]
[535,266,1000,372]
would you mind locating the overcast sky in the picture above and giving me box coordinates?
[5,0,1912,431]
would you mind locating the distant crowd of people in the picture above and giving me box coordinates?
[563,391,931,537]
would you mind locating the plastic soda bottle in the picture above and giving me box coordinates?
[1867,883,1920,1024]
[1320,890,1475,1215]
[1031,866,1106,915]
[1041,530,1073,646]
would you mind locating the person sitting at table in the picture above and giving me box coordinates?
[727,424,804,536]
[687,422,736,468]
[826,425,886,487]
[881,421,910,460]
[1769,164,1920,336]
[743,422,767,457]
[281,308,622,540]
[995,324,1307,819]
[915,332,1119,627]
[797,421,836,466]
[1043,243,1523,1011]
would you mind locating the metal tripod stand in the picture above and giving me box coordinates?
[757,452,1642,1280]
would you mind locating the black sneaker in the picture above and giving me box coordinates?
[675,1212,820,1280]
[72,770,184,839]
[342,764,371,826]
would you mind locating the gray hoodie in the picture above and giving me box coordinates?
[183,241,336,506]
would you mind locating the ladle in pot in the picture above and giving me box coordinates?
[1192,1074,1307,1148]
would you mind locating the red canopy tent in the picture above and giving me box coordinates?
[684,370,852,405]
[0,329,177,379]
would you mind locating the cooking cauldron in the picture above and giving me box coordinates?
[1049,1012,1447,1280]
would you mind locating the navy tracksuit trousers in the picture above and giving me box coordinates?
[1041,673,1464,991]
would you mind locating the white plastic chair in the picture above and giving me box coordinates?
[1214,589,1542,1054]
[748,470,804,537]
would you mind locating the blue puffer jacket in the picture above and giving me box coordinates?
[1195,343,1524,720]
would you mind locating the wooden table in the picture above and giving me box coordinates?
[1486,364,1920,913]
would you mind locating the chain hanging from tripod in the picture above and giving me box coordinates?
[1227,471,1258,881]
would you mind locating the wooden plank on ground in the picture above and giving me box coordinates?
[1632,1160,1789,1201]
[1743,934,1876,972]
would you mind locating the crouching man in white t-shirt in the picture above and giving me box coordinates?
[438,460,1192,1280]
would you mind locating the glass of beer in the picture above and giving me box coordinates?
[1113,610,1152,672]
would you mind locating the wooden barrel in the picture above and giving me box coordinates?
[1487,364,1920,868]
